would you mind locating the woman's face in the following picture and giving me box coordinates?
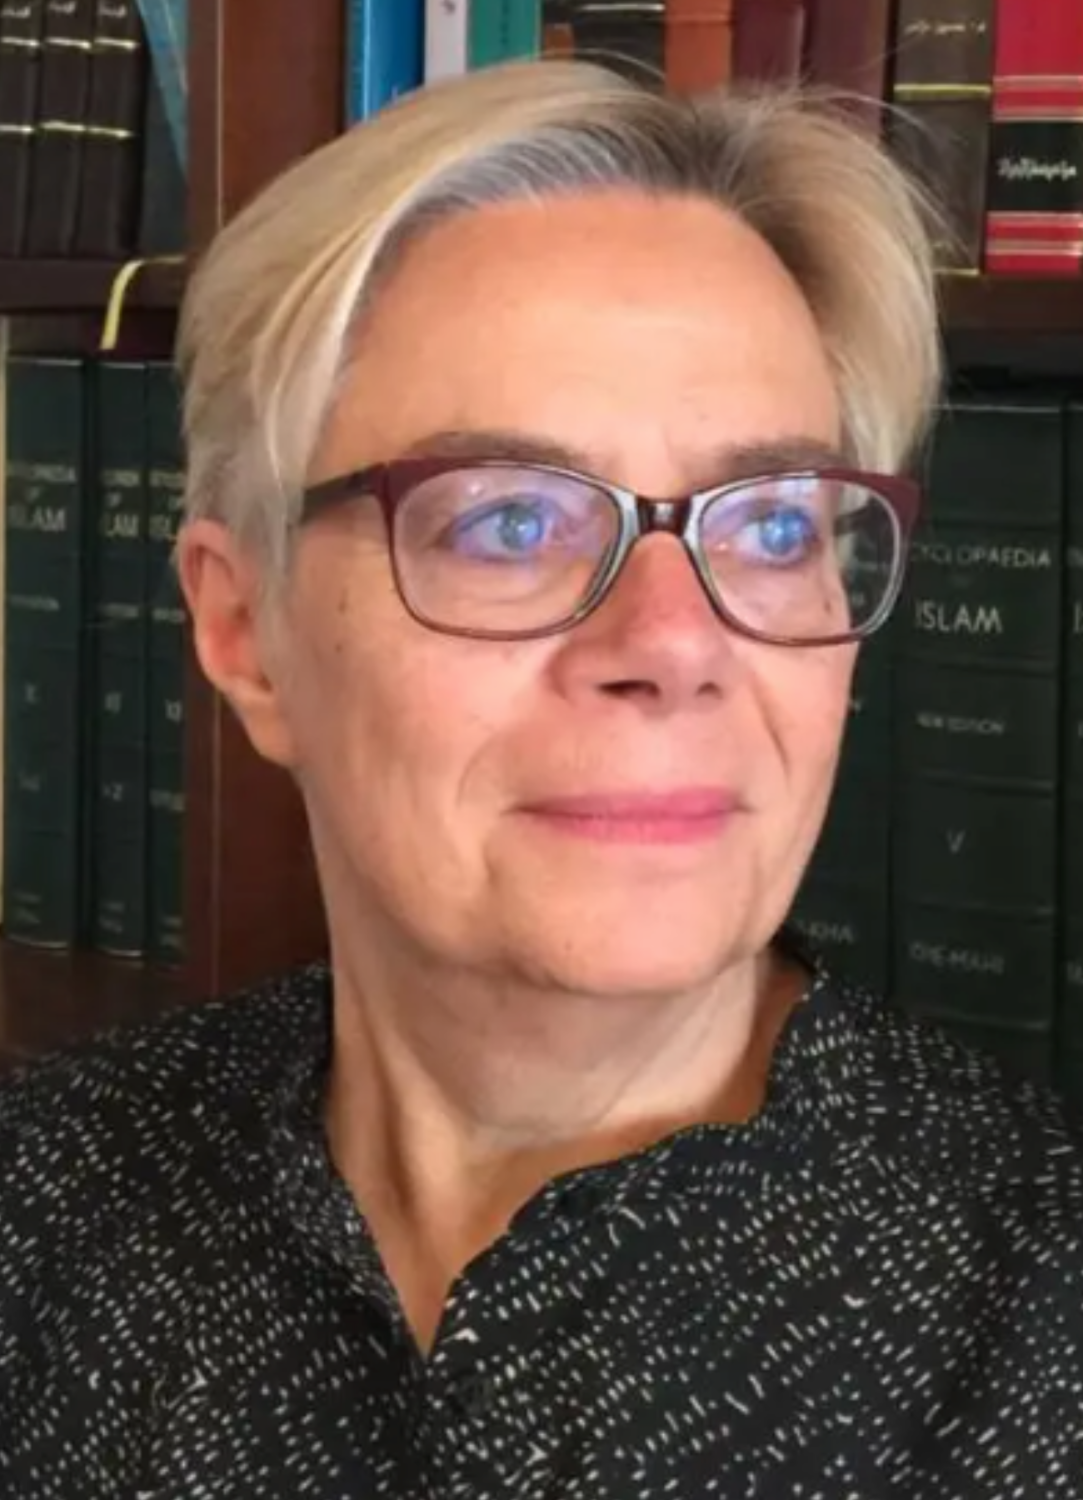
[188,189,856,998]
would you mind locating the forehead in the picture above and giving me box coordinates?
[316,190,840,488]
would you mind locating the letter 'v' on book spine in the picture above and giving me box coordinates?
[2,356,89,949]
[984,0,1083,274]
[892,394,1065,1084]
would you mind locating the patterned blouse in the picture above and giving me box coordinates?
[2,953,1083,1498]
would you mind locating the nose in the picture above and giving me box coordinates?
[550,533,741,714]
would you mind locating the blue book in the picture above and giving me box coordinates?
[134,0,187,172]
[345,0,425,122]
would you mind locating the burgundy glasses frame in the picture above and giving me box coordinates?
[299,455,923,647]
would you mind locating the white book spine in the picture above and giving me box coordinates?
[425,0,470,79]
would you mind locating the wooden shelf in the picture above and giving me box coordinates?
[942,276,1083,337]
[0,258,186,316]
[0,940,189,1070]
[940,276,1083,378]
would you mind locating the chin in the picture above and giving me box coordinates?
[506,905,759,1000]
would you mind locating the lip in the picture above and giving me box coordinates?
[520,788,739,845]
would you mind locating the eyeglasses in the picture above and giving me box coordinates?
[299,455,921,646]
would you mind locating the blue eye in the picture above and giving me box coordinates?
[742,505,818,564]
[450,498,555,560]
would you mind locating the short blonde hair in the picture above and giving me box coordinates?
[177,57,943,576]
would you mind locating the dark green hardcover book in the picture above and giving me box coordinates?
[892,393,1064,1078]
[789,632,893,993]
[88,360,148,957]
[145,361,186,967]
[1058,405,1083,1108]
[3,356,89,947]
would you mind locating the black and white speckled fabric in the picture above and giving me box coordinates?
[2,955,1083,1497]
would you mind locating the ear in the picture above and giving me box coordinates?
[175,518,299,769]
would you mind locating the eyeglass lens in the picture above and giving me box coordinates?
[392,464,900,640]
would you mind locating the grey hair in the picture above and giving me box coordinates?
[176,57,944,579]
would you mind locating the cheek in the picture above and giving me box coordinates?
[280,558,541,799]
[749,644,855,786]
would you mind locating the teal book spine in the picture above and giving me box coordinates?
[88,360,149,957]
[145,361,186,967]
[892,393,1065,1083]
[469,0,541,66]
[2,356,89,947]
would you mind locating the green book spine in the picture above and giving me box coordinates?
[88,359,149,957]
[145,361,186,968]
[2,355,89,947]
[1059,405,1083,1107]
[789,630,894,993]
[469,0,541,66]
[892,392,1064,1077]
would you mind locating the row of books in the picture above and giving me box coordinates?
[2,353,186,967]
[791,387,1083,1103]
[0,0,186,259]
[341,0,1083,280]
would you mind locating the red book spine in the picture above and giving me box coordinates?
[733,0,806,84]
[984,0,1083,275]
[665,0,735,93]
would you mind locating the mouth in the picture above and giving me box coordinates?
[519,788,739,846]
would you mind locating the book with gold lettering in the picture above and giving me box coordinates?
[891,393,1065,1083]
[2,355,89,948]
[984,0,1083,275]
[87,360,149,958]
[24,0,95,256]
[0,0,46,256]
[888,0,995,274]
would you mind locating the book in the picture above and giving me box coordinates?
[569,1,665,84]
[803,0,893,131]
[345,0,424,121]
[3,356,89,948]
[665,0,733,94]
[87,360,149,958]
[24,0,96,256]
[984,0,1083,275]
[892,393,1065,1080]
[74,0,148,257]
[469,0,541,67]
[733,0,805,84]
[790,633,894,995]
[1059,405,1083,1106]
[145,360,186,966]
[0,0,45,256]
[889,0,995,273]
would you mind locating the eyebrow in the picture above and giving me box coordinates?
[401,427,850,485]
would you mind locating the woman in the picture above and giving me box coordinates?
[3,57,1082,1499]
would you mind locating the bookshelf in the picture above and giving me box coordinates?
[2,0,1082,1066]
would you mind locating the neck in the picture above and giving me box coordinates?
[323,930,803,1350]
